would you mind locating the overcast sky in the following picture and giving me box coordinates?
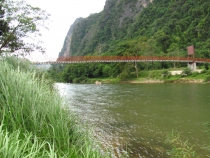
[24,0,106,61]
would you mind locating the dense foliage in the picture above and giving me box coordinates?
[48,60,170,83]
[48,62,210,83]
[0,1,9,37]
[131,0,210,57]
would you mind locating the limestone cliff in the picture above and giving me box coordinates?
[58,0,152,57]
[58,18,83,57]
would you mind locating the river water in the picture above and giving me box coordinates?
[56,83,210,158]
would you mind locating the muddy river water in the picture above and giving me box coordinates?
[56,83,210,158]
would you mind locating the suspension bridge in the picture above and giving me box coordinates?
[32,56,210,71]
[32,56,210,64]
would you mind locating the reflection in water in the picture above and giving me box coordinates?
[56,83,210,158]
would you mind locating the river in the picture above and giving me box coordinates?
[56,83,210,158]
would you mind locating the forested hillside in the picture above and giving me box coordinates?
[59,0,210,58]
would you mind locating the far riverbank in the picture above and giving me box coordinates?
[93,78,205,84]
[89,69,210,84]
[123,78,205,84]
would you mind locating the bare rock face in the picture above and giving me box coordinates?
[58,18,82,57]
[104,0,115,10]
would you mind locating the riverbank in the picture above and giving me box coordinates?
[122,78,205,84]
[90,78,207,84]
[88,69,210,84]
[0,57,110,157]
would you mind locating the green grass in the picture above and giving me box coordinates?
[165,131,195,158]
[0,124,55,157]
[0,57,109,157]
[138,68,210,83]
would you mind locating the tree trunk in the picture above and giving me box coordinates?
[134,61,138,78]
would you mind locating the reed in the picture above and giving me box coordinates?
[0,57,108,157]
[165,131,195,158]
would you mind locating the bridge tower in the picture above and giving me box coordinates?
[187,46,196,71]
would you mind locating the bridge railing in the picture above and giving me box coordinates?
[194,57,210,63]
[31,56,210,64]
[56,56,198,62]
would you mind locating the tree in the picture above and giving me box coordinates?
[154,30,171,53]
[0,0,49,56]
[0,1,9,37]
[102,64,112,77]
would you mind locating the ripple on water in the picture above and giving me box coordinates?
[56,83,210,158]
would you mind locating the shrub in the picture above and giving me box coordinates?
[204,75,210,82]
[181,68,192,76]
[162,70,171,78]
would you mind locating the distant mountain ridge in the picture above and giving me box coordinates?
[59,0,210,58]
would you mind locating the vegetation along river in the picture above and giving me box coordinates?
[56,83,210,158]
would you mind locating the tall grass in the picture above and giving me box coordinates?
[0,57,108,157]
[0,124,56,157]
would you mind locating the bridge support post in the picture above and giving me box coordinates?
[188,62,196,71]
[187,46,196,71]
